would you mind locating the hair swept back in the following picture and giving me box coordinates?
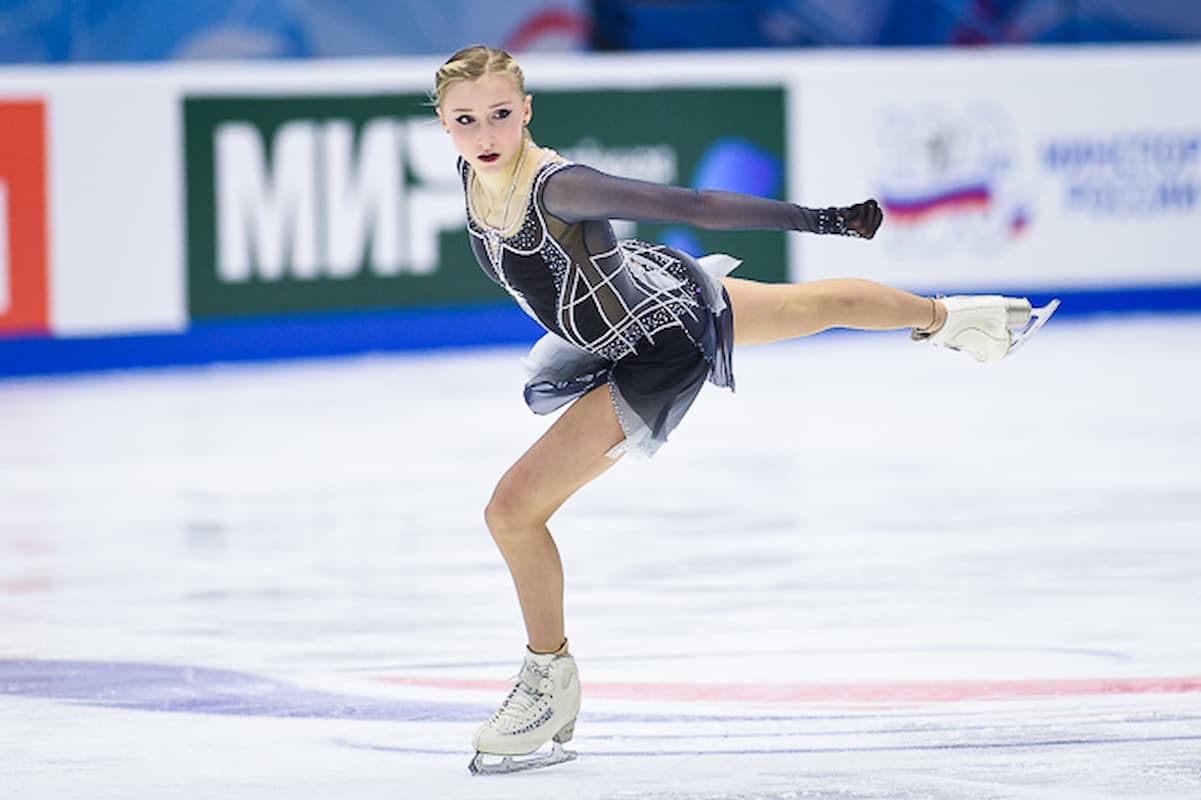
[432,45,526,107]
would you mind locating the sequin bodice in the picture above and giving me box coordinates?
[461,158,705,362]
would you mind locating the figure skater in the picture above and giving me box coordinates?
[432,45,1058,775]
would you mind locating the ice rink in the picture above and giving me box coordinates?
[2,314,1199,799]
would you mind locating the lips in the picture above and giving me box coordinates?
[478,153,500,164]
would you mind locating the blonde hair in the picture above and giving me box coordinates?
[432,45,526,108]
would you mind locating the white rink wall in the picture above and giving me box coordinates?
[0,45,1199,373]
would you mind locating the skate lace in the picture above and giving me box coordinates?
[490,665,550,729]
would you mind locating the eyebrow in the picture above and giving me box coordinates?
[449,101,514,112]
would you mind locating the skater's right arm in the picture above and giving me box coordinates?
[541,164,882,239]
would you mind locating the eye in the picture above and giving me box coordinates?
[454,114,474,126]
[493,108,512,121]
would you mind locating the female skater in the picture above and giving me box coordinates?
[432,46,1057,774]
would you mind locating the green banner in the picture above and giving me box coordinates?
[535,87,788,285]
[184,87,787,320]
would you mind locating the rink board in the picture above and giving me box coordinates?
[1,46,1200,376]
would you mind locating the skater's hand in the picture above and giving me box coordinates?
[845,199,882,239]
[809,200,883,238]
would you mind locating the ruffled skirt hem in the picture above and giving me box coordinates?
[521,250,739,459]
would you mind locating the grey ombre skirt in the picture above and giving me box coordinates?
[521,245,738,458]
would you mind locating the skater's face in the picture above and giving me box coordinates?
[437,74,532,178]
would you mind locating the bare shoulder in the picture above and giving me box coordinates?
[535,147,571,167]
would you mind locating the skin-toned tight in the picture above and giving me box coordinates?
[483,278,945,653]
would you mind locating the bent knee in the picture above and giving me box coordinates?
[484,483,549,539]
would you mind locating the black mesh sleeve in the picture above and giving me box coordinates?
[540,164,881,238]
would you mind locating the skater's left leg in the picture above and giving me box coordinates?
[471,385,622,772]
[721,276,1059,361]
[721,277,944,346]
[484,383,624,654]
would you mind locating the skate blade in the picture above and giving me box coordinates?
[1007,298,1060,356]
[468,742,577,775]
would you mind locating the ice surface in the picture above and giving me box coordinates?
[2,316,1199,799]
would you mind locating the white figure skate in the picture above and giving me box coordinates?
[912,295,1060,362]
[468,649,581,775]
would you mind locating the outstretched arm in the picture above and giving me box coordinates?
[541,164,882,238]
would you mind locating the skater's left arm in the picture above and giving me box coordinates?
[541,164,882,239]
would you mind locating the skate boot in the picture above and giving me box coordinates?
[912,295,1060,362]
[468,649,581,775]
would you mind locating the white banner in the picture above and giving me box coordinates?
[1,45,1199,341]
[795,47,1201,290]
[47,78,187,335]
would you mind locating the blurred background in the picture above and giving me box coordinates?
[1,0,1200,376]
[4,1,1201,61]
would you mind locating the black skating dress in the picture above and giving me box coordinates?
[459,152,856,457]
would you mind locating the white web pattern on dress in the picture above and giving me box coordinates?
[463,158,704,362]
[558,241,701,361]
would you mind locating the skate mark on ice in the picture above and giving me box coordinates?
[578,713,1201,741]
[334,733,1201,758]
[346,643,1134,673]
[378,675,1201,703]
[0,659,485,721]
[0,658,951,725]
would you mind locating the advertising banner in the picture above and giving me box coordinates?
[4,46,1200,377]
[0,100,48,336]
[183,86,787,320]
[185,93,478,319]
[534,87,788,286]
[796,51,1201,291]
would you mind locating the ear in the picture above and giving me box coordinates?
[435,107,449,133]
[523,94,533,126]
